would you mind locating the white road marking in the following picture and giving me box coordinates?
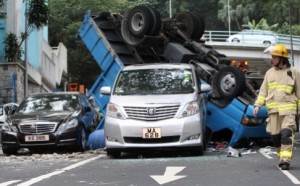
[0,180,22,186]
[16,154,105,186]
[260,148,300,185]
[278,167,300,184]
[259,149,273,159]
[150,166,186,185]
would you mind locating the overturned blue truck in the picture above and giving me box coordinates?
[78,5,270,149]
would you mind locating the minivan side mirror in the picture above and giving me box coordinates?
[100,86,111,95]
[199,84,211,93]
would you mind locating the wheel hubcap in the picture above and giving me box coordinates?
[220,73,236,93]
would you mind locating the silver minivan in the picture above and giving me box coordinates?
[100,63,211,158]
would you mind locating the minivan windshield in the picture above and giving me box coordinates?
[114,68,195,95]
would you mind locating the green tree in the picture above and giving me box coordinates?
[243,18,278,30]
[13,0,49,62]
[3,33,23,62]
[48,0,129,89]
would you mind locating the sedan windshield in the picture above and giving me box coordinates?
[114,68,195,95]
[18,94,80,113]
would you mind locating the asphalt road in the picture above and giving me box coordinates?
[1,134,300,186]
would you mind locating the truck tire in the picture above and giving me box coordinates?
[127,6,161,38]
[174,11,205,40]
[213,66,246,100]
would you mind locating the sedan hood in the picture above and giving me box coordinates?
[110,94,198,107]
[10,111,76,124]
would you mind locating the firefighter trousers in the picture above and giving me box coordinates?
[267,113,296,164]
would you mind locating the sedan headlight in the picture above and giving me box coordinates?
[106,103,126,119]
[58,119,78,131]
[2,122,18,132]
[177,101,199,118]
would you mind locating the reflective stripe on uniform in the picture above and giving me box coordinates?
[257,96,266,104]
[266,102,296,111]
[280,150,292,158]
[277,103,297,111]
[268,82,294,94]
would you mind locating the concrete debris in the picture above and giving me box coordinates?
[227,146,242,157]
[0,147,98,162]
[258,146,277,156]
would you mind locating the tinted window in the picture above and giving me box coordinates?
[114,68,195,95]
[18,94,80,113]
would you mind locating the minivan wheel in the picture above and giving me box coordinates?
[107,149,121,158]
[2,147,18,155]
[190,146,204,156]
[232,38,240,42]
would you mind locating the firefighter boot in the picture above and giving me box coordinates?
[278,161,290,170]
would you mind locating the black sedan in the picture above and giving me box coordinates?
[1,92,96,155]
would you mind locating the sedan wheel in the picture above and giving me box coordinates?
[77,127,87,151]
[2,147,18,155]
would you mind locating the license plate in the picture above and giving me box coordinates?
[142,128,161,139]
[25,135,50,142]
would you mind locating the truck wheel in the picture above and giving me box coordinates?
[174,12,205,40]
[213,66,246,100]
[127,6,161,38]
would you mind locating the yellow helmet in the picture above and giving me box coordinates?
[270,44,289,58]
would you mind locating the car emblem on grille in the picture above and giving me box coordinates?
[36,115,39,120]
[147,108,156,115]
[30,124,36,129]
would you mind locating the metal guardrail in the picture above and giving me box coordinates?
[204,30,300,46]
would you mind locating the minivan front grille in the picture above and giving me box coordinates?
[19,122,57,134]
[124,105,180,121]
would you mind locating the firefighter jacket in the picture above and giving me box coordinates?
[254,65,300,115]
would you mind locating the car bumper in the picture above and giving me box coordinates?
[105,113,204,149]
[1,127,80,149]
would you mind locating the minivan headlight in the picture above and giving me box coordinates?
[106,103,126,119]
[177,101,199,118]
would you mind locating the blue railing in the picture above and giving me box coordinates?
[204,30,300,46]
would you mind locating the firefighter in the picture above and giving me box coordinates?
[231,60,239,67]
[253,44,300,170]
[239,60,249,72]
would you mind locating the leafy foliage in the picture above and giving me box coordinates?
[3,33,23,62]
[243,18,278,31]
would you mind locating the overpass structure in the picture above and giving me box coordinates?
[206,42,300,75]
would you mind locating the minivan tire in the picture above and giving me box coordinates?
[190,146,204,156]
[107,149,121,158]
